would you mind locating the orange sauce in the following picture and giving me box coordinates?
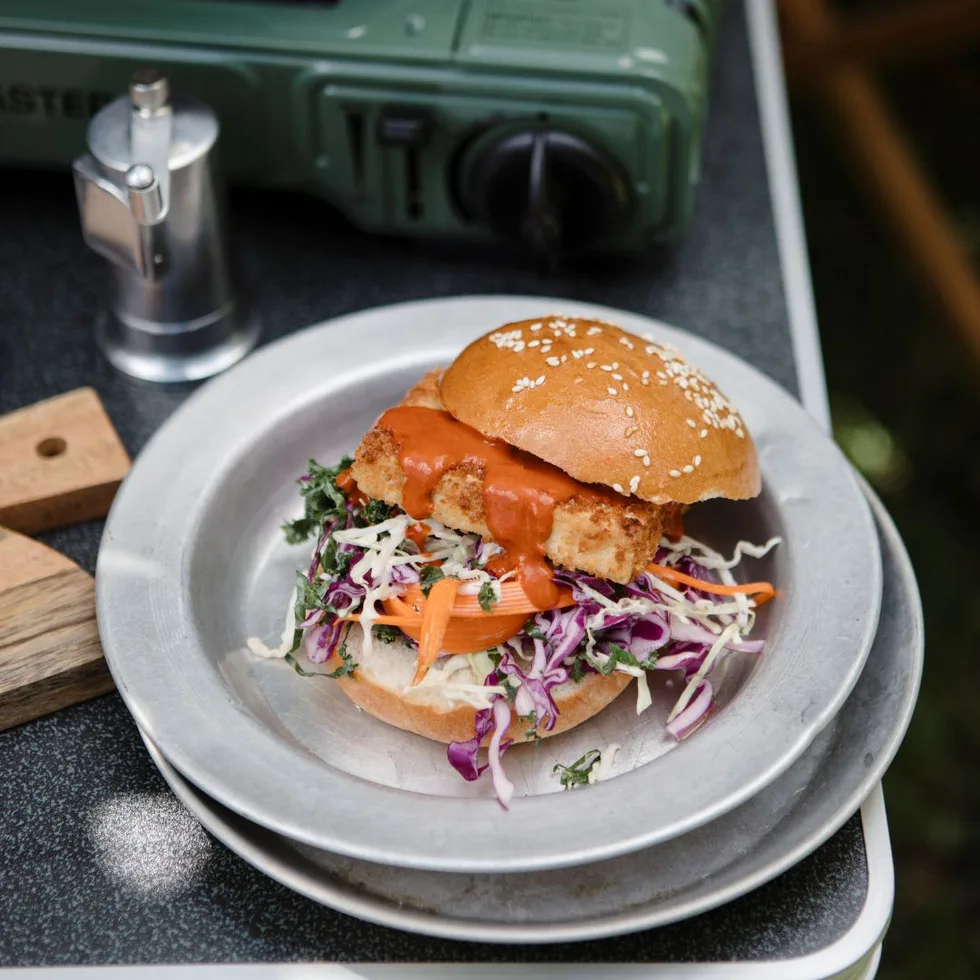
[664,503,685,542]
[404,521,430,551]
[378,406,609,608]
[336,467,368,508]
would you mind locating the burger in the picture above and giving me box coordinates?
[272,316,777,806]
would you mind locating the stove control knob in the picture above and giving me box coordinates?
[456,128,629,265]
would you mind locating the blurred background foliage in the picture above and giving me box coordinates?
[787,3,980,972]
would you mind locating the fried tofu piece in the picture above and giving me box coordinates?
[352,374,665,584]
[400,369,445,409]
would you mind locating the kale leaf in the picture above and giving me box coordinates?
[589,642,659,675]
[418,564,445,596]
[282,456,352,544]
[325,626,357,679]
[520,712,542,742]
[478,580,497,613]
[361,498,396,525]
[553,749,602,790]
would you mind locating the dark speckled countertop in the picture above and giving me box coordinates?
[0,3,871,969]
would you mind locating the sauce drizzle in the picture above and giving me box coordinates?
[378,406,608,608]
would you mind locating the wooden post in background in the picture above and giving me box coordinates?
[780,0,980,367]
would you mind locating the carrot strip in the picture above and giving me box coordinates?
[398,582,574,618]
[412,577,462,684]
[647,563,776,606]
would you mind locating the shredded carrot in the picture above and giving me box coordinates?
[647,563,776,606]
[341,603,533,655]
[412,577,462,684]
[397,582,574,619]
[340,579,574,657]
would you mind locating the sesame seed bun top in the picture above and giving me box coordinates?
[438,315,761,505]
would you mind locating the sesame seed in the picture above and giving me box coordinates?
[736,428,745,439]
[584,348,595,355]
[700,429,708,438]
[611,362,619,369]
[634,448,647,457]
[600,364,612,371]
[530,323,542,331]
[694,455,702,466]
[620,337,635,349]
[626,406,634,417]
[656,371,667,380]
[612,482,625,493]
[574,377,583,384]
[641,370,650,378]
[528,339,540,348]
[642,456,651,467]
[629,475,640,493]
[587,362,597,369]
[535,375,545,385]
[607,387,618,396]
[641,378,650,386]
[587,326,603,336]
[622,382,629,390]
[611,373,623,381]
[683,465,694,474]
[669,469,681,478]
[686,419,696,428]
[545,356,561,366]
[659,380,668,386]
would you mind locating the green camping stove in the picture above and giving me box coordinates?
[0,0,720,259]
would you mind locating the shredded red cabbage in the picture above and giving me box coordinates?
[444,560,766,804]
[666,677,713,738]
[293,480,770,807]
[447,673,514,808]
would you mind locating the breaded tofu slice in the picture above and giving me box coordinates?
[352,371,665,584]
[400,369,445,409]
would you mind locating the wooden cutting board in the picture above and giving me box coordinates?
[0,527,113,731]
[0,388,130,730]
[0,387,131,535]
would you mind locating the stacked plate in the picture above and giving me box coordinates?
[96,297,923,943]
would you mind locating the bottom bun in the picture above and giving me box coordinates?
[328,625,633,745]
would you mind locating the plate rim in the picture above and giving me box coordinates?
[96,295,883,873]
[136,481,920,944]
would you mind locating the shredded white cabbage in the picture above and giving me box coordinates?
[667,622,741,722]
[662,535,782,570]
[588,743,621,784]
[660,535,780,632]
[402,651,506,709]
[245,587,297,659]
[635,672,652,715]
